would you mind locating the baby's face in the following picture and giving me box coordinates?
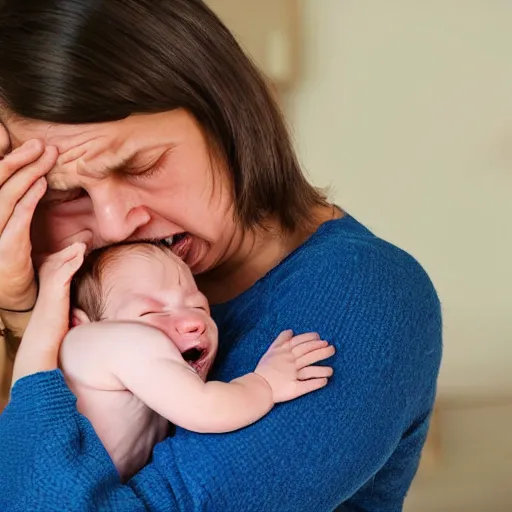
[102,246,218,379]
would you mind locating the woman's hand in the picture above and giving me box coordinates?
[0,122,58,312]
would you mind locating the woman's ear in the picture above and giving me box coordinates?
[71,308,91,327]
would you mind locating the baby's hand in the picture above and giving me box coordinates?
[23,242,86,348]
[12,243,86,385]
[254,330,335,403]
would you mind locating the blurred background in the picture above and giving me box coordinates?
[0,1,509,510]
[207,0,511,511]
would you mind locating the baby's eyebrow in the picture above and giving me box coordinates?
[119,294,164,313]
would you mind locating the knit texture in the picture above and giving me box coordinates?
[0,215,442,512]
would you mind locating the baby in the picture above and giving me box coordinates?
[13,241,335,480]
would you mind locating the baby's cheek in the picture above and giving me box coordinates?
[141,316,174,343]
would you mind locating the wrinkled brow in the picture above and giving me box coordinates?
[46,154,136,190]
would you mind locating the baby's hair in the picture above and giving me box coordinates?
[71,241,173,322]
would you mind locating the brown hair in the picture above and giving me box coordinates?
[71,241,172,322]
[0,0,327,231]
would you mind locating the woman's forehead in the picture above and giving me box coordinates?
[3,114,121,151]
[2,109,197,151]
[2,110,211,190]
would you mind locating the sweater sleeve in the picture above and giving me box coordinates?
[0,239,442,512]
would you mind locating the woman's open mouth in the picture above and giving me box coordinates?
[161,233,192,261]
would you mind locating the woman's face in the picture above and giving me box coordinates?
[4,109,237,275]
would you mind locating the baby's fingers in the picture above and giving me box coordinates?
[289,332,320,348]
[39,242,86,288]
[296,345,336,369]
[268,329,294,349]
[293,377,329,399]
[292,339,329,358]
[298,365,333,381]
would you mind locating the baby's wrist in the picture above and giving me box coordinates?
[12,345,59,385]
[251,371,274,403]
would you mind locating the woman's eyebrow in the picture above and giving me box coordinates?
[77,154,137,178]
[45,152,138,190]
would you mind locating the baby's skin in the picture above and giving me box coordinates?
[13,243,335,480]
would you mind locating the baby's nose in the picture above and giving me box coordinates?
[173,313,206,337]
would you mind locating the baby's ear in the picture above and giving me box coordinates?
[71,308,91,327]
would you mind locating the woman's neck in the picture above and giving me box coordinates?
[197,205,343,304]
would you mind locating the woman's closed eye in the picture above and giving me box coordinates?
[123,163,164,182]
[122,150,172,182]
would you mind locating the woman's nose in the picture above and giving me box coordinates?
[92,184,151,244]
[173,313,206,337]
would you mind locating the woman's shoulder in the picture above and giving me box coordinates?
[273,214,440,313]
[266,215,442,381]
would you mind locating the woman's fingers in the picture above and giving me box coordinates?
[1,177,47,245]
[296,345,336,369]
[0,176,47,292]
[0,139,45,183]
[0,177,48,309]
[0,145,56,233]
[297,366,334,381]
[0,135,57,310]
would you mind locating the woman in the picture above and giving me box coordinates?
[0,1,442,511]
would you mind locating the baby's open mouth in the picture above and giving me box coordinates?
[181,346,209,375]
[182,347,203,364]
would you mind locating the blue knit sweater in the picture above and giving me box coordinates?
[0,215,442,512]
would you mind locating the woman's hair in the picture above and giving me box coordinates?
[0,0,328,231]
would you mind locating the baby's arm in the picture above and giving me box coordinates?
[12,243,85,387]
[62,323,335,433]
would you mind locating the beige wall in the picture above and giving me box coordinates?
[207,0,299,87]
[288,0,512,400]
